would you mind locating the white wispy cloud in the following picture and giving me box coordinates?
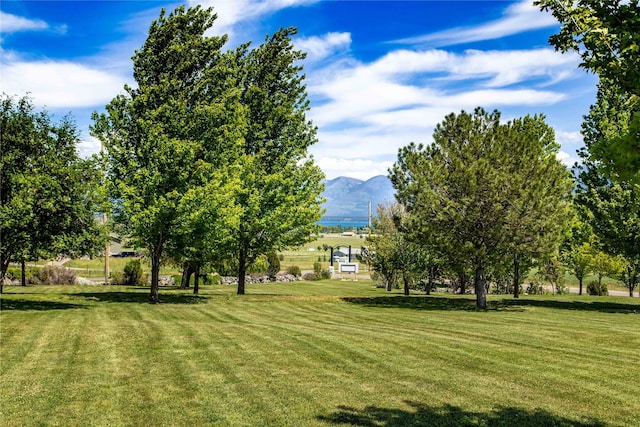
[295,32,351,61]
[309,48,575,128]
[394,0,557,47]
[187,0,319,40]
[0,10,67,35]
[1,56,130,108]
[0,11,49,33]
[305,44,582,178]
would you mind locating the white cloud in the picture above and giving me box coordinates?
[0,11,49,33]
[295,32,351,61]
[187,0,319,39]
[1,57,130,108]
[308,48,573,129]
[556,151,578,167]
[77,135,102,159]
[394,0,558,47]
[555,130,583,166]
[367,48,578,86]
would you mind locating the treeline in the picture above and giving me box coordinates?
[364,1,640,308]
[1,6,325,301]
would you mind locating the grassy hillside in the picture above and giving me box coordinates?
[1,282,639,426]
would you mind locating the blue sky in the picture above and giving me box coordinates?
[1,0,597,180]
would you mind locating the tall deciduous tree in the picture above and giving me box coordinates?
[365,203,405,292]
[231,27,324,295]
[577,79,640,297]
[536,0,640,181]
[92,6,244,302]
[390,108,571,308]
[1,95,106,292]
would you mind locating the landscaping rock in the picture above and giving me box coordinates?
[220,274,301,285]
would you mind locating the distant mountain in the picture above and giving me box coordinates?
[321,175,396,218]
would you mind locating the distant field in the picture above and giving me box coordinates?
[62,233,369,277]
[1,282,639,426]
[280,232,368,271]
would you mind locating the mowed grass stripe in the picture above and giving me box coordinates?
[1,284,639,426]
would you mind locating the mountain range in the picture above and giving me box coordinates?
[321,175,396,218]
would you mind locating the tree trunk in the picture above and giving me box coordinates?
[180,262,193,289]
[474,266,487,309]
[150,249,161,303]
[237,247,247,295]
[459,272,467,295]
[193,265,200,295]
[21,260,26,287]
[385,273,393,292]
[0,252,11,294]
[403,273,410,296]
[513,254,520,299]
[578,277,583,295]
[598,272,603,295]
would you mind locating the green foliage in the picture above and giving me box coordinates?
[536,0,640,181]
[590,251,624,288]
[587,280,609,296]
[526,281,546,295]
[230,26,325,294]
[93,7,324,299]
[536,0,640,97]
[266,252,280,278]
[391,108,572,307]
[0,95,107,284]
[4,266,41,284]
[123,259,144,286]
[313,261,323,275]
[303,261,331,281]
[287,265,301,277]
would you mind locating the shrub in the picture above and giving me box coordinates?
[287,265,301,277]
[38,266,76,285]
[5,267,41,284]
[587,280,608,296]
[266,252,280,278]
[555,283,569,295]
[110,271,126,285]
[526,281,546,295]
[123,259,144,286]
[303,272,316,281]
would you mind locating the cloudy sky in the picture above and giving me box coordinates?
[1,0,597,180]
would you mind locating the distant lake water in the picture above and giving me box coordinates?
[319,216,369,229]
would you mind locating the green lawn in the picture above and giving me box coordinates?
[1,282,639,426]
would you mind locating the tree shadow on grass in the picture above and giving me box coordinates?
[71,291,208,304]
[500,298,639,314]
[342,295,639,314]
[0,299,87,311]
[341,296,490,312]
[317,401,607,427]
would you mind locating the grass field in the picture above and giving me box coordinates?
[1,281,639,426]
